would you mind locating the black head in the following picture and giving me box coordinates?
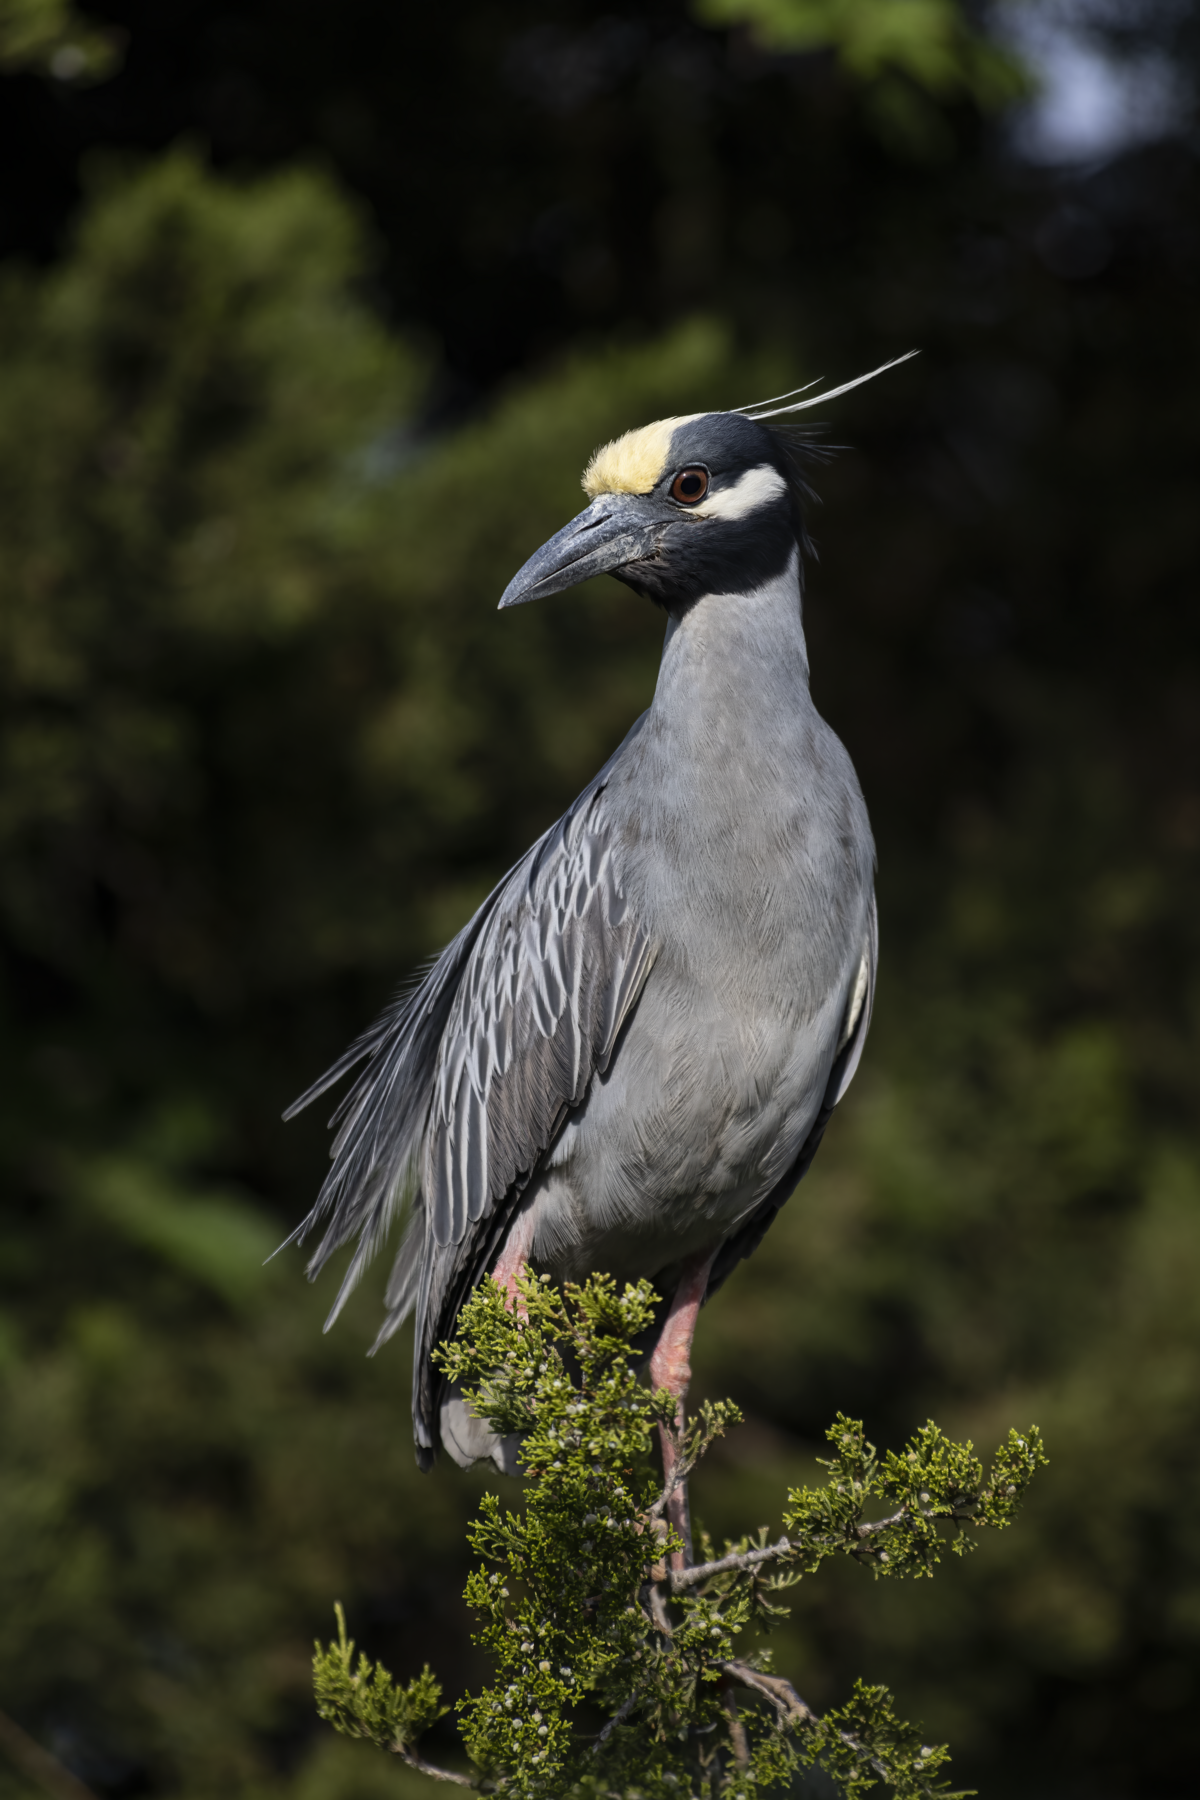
[498,409,814,614]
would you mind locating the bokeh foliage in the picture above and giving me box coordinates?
[1,3,1199,1798]
[0,0,120,82]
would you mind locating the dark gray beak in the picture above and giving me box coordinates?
[499,495,664,609]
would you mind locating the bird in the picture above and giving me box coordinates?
[284,355,911,1488]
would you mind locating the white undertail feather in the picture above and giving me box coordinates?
[836,946,871,1055]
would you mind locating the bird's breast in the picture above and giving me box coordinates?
[615,721,868,1022]
[520,568,874,1287]
[525,798,870,1286]
[527,962,840,1286]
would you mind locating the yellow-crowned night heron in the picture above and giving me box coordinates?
[286,357,913,1481]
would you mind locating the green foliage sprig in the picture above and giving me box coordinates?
[313,1603,454,1783]
[314,1274,1046,1797]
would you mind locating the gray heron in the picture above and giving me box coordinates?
[286,357,911,1495]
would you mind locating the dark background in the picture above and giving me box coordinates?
[2,3,1199,1797]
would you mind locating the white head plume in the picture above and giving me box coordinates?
[736,350,919,420]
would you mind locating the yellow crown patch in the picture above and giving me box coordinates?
[582,414,703,499]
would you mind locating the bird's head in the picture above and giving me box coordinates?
[497,355,916,615]
[498,410,803,615]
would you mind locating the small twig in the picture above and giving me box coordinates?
[642,1576,675,1637]
[645,1409,711,1528]
[672,1497,980,1594]
[853,1498,982,1546]
[393,1745,485,1789]
[646,1512,670,1586]
[715,1660,815,1731]
[670,1533,793,1592]
[718,1677,751,1770]
[0,1710,100,1800]
[716,1661,925,1792]
[646,1453,690,1524]
[592,1689,642,1751]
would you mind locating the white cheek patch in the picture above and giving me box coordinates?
[695,463,787,521]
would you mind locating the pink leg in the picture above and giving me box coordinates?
[650,1248,716,1571]
[490,1205,537,1313]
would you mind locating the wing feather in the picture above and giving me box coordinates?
[284,718,655,1376]
[422,795,653,1252]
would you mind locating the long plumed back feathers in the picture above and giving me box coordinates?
[277,903,499,1329]
[278,721,657,1352]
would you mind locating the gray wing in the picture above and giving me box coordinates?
[423,810,653,1252]
[285,717,655,1455]
[405,787,655,1458]
[281,906,495,1317]
[706,893,877,1297]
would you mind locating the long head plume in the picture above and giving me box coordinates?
[735,350,919,421]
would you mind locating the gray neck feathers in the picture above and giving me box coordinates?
[651,546,810,745]
[629,546,845,997]
[624,545,822,880]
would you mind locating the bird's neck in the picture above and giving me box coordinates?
[650,547,812,742]
[630,546,833,944]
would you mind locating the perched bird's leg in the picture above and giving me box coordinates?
[650,1248,716,1571]
[490,1204,537,1316]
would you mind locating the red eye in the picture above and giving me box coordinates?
[670,467,709,504]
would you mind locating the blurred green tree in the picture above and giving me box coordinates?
[0,0,120,82]
[0,148,788,1800]
[695,0,1023,152]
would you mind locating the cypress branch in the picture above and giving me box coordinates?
[314,1273,1046,1797]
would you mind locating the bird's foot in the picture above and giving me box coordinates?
[657,1413,692,1572]
[650,1249,716,1572]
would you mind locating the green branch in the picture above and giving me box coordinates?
[313,1603,468,1786]
[314,1273,1047,1797]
